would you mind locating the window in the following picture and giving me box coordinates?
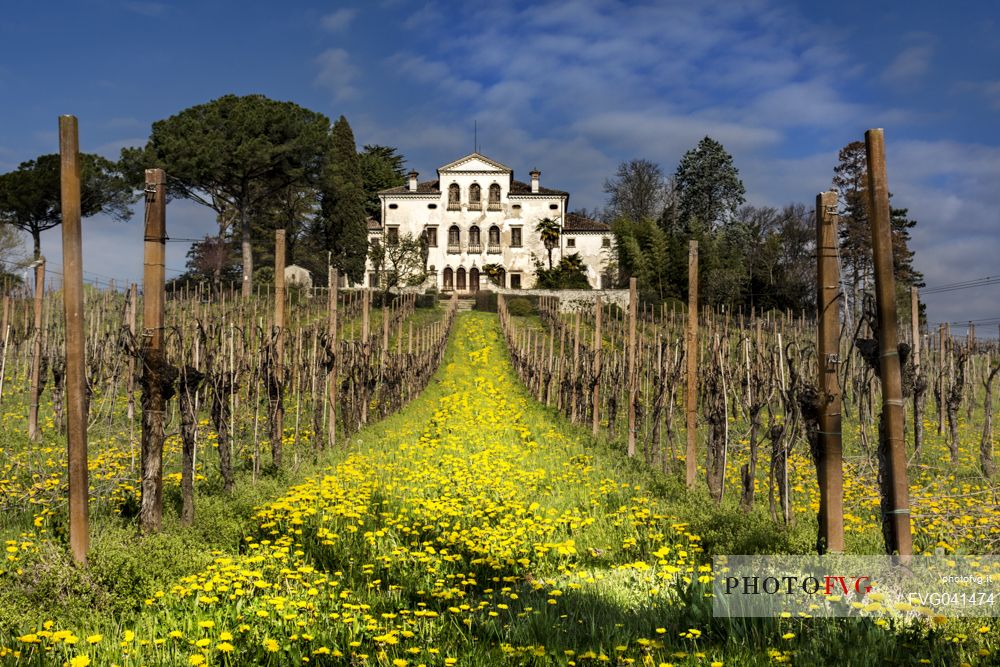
[549,203,558,210]
[448,225,460,252]
[469,267,480,293]
[510,227,522,247]
[388,203,398,209]
[448,183,460,210]
[510,273,521,289]
[600,273,612,289]
[566,237,575,248]
[386,227,399,245]
[487,225,500,253]
[456,267,467,291]
[602,236,611,248]
[488,183,501,210]
[443,267,454,290]
[428,203,437,209]
[468,225,481,253]
[424,227,438,247]
[368,272,378,287]
[469,183,481,209]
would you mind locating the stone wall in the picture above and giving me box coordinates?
[495,288,630,312]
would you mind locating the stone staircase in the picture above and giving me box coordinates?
[456,298,476,312]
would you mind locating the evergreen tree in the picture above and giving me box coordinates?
[123,94,331,297]
[0,153,133,259]
[319,116,369,284]
[359,145,406,222]
[674,136,746,230]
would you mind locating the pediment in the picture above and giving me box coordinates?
[438,152,512,174]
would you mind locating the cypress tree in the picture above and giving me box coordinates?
[321,116,368,284]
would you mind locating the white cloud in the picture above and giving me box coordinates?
[314,48,359,102]
[320,8,358,32]
[881,44,934,85]
[955,79,1000,110]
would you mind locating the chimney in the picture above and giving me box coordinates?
[529,169,540,193]
[408,170,418,192]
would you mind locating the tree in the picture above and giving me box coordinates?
[674,136,746,230]
[184,235,240,293]
[603,159,669,224]
[359,145,406,222]
[123,94,331,297]
[0,153,133,259]
[317,116,368,284]
[367,232,428,300]
[535,217,561,269]
[832,141,924,321]
[533,252,591,289]
[0,223,26,283]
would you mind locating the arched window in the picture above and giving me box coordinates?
[456,267,467,291]
[488,225,500,252]
[469,267,480,293]
[448,183,460,210]
[488,183,501,210]
[468,225,481,252]
[469,183,481,209]
[443,267,453,291]
[448,225,460,252]
[496,267,506,288]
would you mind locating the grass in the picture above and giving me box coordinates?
[0,312,996,665]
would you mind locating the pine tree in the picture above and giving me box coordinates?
[674,136,746,231]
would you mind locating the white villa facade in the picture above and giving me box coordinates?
[367,153,611,292]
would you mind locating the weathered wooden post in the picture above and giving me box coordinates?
[139,167,167,534]
[27,256,45,442]
[60,115,89,561]
[328,269,338,449]
[686,240,699,488]
[627,277,638,457]
[910,287,921,369]
[816,190,844,553]
[865,128,912,557]
[271,229,286,468]
[592,296,602,436]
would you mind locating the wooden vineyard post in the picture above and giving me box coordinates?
[938,324,946,435]
[816,190,844,554]
[139,167,167,534]
[592,296,602,436]
[27,256,45,442]
[627,277,638,457]
[60,115,89,562]
[328,269,338,449]
[571,311,580,423]
[0,297,9,405]
[686,240,699,488]
[865,128,912,557]
[910,287,921,369]
[272,229,286,468]
[127,283,138,472]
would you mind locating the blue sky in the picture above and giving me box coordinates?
[1,0,998,329]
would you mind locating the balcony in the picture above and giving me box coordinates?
[447,243,461,254]
[468,201,482,212]
[447,202,461,211]
[487,243,501,254]
[467,243,482,254]
[487,201,502,211]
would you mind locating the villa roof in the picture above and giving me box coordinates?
[563,212,610,232]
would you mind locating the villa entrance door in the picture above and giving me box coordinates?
[469,268,480,293]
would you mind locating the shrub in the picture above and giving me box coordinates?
[506,297,536,317]
[473,292,497,312]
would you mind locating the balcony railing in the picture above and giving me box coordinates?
[487,243,501,254]
[447,201,461,211]
[447,243,461,254]
[468,201,482,212]
[467,243,482,254]
[487,201,501,211]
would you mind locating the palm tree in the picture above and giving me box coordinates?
[535,217,561,269]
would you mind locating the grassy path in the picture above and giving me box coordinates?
[2,313,993,666]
